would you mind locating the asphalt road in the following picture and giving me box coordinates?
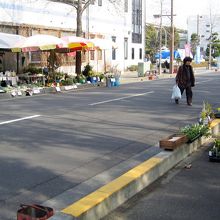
[0,71,219,219]
[103,141,220,220]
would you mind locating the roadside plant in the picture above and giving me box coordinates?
[180,123,211,142]
[209,138,220,158]
[82,64,95,77]
[61,78,73,86]
[199,101,214,125]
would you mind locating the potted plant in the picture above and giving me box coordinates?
[199,101,214,125]
[180,123,211,143]
[209,139,220,162]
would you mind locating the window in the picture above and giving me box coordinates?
[98,50,102,60]
[29,51,41,63]
[90,50,95,60]
[124,38,128,60]
[124,0,128,12]
[132,0,142,43]
[132,48,135,60]
[112,36,116,60]
[98,0,102,6]
[139,48,142,59]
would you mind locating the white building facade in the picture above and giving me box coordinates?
[0,0,146,73]
[187,14,220,54]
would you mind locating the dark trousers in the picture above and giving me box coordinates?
[179,86,193,104]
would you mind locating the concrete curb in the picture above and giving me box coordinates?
[48,120,220,220]
[0,82,105,100]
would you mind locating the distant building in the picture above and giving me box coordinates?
[187,14,220,54]
[178,31,188,49]
[0,0,146,73]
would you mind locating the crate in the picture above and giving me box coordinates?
[159,134,188,150]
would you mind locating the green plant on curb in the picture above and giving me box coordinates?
[180,123,211,142]
[214,139,220,151]
[77,74,86,84]
[82,64,95,77]
[209,139,220,157]
[199,101,214,124]
[61,78,73,86]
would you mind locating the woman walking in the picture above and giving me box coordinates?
[175,57,195,106]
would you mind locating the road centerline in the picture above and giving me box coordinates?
[0,115,41,125]
[89,91,155,106]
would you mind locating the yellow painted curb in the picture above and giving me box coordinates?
[62,157,162,217]
[209,119,220,128]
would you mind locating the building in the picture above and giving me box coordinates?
[187,14,220,55]
[178,31,187,49]
[0,0,146,74]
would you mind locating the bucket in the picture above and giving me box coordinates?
[17,204,54,220]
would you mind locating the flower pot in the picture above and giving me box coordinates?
[159,134,188,150]
[209,151,220,162]
[186,134,201,143]
[214,112,220,118]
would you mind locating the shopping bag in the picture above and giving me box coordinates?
[171,85,181,99]
[17,204,54,220]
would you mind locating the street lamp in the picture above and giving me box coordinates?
[208,24,213,70]
[162,27,168,47]
[195,15,203,63]
[154,0,163,75]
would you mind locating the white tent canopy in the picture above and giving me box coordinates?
[0,32,26,49]
[12,34,66,52]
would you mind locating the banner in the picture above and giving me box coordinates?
[217,57,220,69]
[195,46,201,64]
[184,43,191,57]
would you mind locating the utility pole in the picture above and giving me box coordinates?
[86,4,90,63]
[208,24,212,70]
[197,14,199,39]
[158,0,163,75]
[208,10,213,70]
[153,0,175,74]
[169,0,174,75]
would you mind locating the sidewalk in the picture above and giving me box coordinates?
[120,67,217,85]
[120,71,175,84]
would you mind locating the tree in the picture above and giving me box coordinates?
[145,24,180,61]
[174,28,180,49]
[49,0,121,76]
[190,33,199,56]
[145,24,158,60]
[163,26,180,49]
[206,32,220,58]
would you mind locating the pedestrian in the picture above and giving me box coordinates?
[175,56,195,106]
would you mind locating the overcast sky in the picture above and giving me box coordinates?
[146,0,220,29]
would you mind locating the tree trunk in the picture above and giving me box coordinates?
[75,0,83,76]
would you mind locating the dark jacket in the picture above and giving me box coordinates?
[176,65,195,88]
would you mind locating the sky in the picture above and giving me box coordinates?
[146,0,220,29]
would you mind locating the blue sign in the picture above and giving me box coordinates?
[155,50,180,59]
